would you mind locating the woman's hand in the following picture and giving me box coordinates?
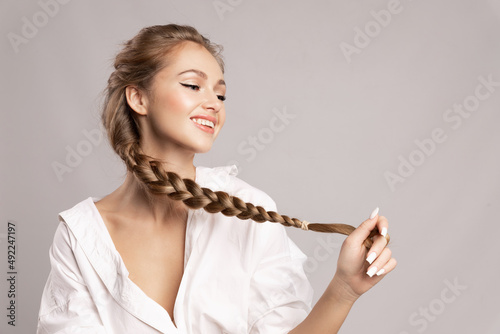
[326,208,397,303]
[289,209,397,333]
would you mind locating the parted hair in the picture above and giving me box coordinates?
[101,23,385,249]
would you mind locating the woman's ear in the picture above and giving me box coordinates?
[125,85,148,116]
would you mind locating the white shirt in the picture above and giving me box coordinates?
[37,165,313,334]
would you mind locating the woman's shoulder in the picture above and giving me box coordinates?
[58,196,101,223]
[45,197,100,263]
[55,196,107,243]
[196,165,287,249]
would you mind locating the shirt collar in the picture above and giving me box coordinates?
[59,164,238,333]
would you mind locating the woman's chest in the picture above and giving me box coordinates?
[108,219,187,324]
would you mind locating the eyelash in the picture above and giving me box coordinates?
[180,83,226,102]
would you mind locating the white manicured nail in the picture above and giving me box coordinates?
[380,227,387,237]
[376,268,385,276]
[370,207,379,219]
[367,266,378,277]
[366,252,377,264]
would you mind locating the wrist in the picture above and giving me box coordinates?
[327,274,361,304]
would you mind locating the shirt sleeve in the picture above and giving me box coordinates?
[247,197,314,333]
[37,221,107,334]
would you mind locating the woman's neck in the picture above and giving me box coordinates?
[105,162,196,227]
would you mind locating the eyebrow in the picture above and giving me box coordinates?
[178,69,226,86]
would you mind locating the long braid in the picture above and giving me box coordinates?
[124,143,386,249]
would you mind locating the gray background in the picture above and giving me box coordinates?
[1,0,499,333]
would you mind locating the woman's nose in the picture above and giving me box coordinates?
[202,92,223,112]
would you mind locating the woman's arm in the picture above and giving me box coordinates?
[37,222,107,334]
[290,210,397,333]
[288,275,357,333]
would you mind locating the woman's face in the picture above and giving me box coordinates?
[134,41,226,158]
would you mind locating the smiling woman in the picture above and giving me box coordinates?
[36,24,396,334]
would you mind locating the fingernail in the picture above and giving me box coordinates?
[370,207,379,219]
[367,266,378,277]
[380,227,387,237]
[376,268,385,276]
[366,252,377,264]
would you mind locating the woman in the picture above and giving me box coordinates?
[37,24,396,333]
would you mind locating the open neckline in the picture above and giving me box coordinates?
[91,198,194,330]
[88,166,200,330]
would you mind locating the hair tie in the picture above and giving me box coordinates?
[300,220,310,231]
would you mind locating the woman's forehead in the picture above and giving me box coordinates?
[166,41,223,77]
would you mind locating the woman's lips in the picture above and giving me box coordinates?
[191,118,215,134]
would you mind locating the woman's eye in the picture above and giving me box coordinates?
[181,83,226,101]
[180,83,199,90]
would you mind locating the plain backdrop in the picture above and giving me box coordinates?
[1,0,500,333]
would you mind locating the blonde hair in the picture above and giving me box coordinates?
[101,24,386,249]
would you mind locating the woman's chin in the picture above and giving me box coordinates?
[197,136,220,153]
[195,145,214,154]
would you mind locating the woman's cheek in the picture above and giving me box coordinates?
[217,110,226,130]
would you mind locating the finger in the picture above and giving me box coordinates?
[347,207,380,245]
[371,257,397,277]
[376,215,389,240]
[365,234,389,266]
[366,247,392,277]
[364,215,390,248]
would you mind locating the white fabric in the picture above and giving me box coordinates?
[37,165,314,334]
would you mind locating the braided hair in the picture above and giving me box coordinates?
[101,24,387,249]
